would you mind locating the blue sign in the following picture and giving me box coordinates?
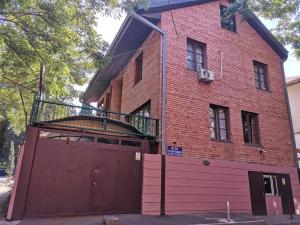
[167,146,183,157]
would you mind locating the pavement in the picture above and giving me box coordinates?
[1,214,300,225]
[1,178,300,225]
[0,177,13,217]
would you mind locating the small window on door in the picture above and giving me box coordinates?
[263,174,278,196]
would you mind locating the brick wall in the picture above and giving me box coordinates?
[119,30,161,119]
[159,0,295,166]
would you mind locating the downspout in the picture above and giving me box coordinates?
[130,12,167,215]
[280,60,299,168]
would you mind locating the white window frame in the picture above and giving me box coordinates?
[263,174,278,196]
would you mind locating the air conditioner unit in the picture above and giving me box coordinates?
[198,69,214,83]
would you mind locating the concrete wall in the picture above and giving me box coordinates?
[160,0,295,166]
[287,82,300,149]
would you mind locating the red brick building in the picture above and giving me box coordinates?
[84,0,300,216]
[9,0,298,220]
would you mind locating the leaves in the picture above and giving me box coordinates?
[0,0,144,133]
[227,0,300,59]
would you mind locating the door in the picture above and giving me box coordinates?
[277,173,295,215]
[90,147,142,214]
[248,171,267,215]
[90,149,118,213]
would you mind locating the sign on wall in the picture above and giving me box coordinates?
[167,145,183,157]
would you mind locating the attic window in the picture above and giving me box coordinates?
[135,52,143,85]
[220,5,236,32]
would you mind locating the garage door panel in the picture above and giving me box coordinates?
[90,149,118,213]
[25,141,67,216]
[115,151,141,213]
[59,145,93,215]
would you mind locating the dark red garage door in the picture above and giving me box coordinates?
[24,130,142,217]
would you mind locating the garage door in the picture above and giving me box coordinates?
[24,130,142,217]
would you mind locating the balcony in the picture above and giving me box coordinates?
[29,98,159,138]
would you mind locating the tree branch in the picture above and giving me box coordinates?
[18,88,28,127]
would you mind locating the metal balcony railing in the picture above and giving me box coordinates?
[29,98,159,138]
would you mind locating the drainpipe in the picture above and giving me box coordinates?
[280,60,299,169]
[131,12,167,215]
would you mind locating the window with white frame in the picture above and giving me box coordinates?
[263,174,278,196]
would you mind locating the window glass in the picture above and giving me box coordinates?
[220,5,236,32]
[264,176,273,195]
[253,61,268,90]
[263,175,278,196]
[39,131,67,140]
[129,102,151,133]
[210,105,229,141]
[69,136,94,142]
[97,137,119,145]
[242,111,260,145]
[187,39,205,72]
[121,140,141,147]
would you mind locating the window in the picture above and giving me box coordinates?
[187,39,205,72]
[210,105,229,141]
[242,111,260,145]
[135,52,143,84]
[254,61,268,90]
[220,5,236,32]
[129,102,150,131]
[263,175,278,196]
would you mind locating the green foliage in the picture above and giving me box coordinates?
[227,0,300,59]
[0,0,145,133]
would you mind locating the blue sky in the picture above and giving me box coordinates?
[96,15,299,77]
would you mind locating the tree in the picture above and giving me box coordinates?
[0,0,145,133]
[7,140,15,178]
[226,0,300,59]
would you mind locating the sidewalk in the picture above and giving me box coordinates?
[0,177,13,218]
[1,213,300,225]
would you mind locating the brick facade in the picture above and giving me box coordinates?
[160,0,295,167]
[98,0,295,167]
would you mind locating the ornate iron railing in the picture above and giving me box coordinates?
[29,98,159,138]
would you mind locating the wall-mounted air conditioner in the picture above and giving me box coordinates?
[198,69,214,83]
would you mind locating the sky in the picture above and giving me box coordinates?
[96,14,299,77]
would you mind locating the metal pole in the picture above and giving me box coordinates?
[227,201,230,222]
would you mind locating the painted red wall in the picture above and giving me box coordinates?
[142,154,162,215]
[164,156,300,215]
[160,0,295,166]
[142,154,300,215]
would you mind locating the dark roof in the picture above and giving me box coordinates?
[83,14,160,102]
[83,0,288,103]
